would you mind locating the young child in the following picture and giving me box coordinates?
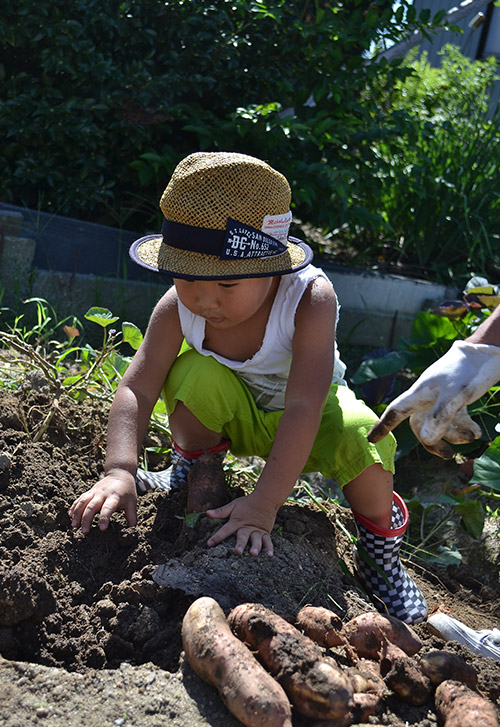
[69,151,427,624]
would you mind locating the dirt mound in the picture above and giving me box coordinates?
[0,387,499,726]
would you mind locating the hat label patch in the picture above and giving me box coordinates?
[221,218,287,260]
[262,210,292,243]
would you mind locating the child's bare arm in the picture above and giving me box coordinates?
[69,287,184,533]
[207,276,337,555]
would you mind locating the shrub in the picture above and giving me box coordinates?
[344,45,500,285]
[0,0,446,232]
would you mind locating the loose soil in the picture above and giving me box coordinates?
[0,382,499,727]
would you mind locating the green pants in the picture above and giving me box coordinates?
[162,348,395,487]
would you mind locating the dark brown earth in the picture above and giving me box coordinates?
[0,381,499,727]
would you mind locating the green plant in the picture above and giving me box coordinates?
[472,435,500,500]
[344,45,500,285]
[0,300,169,440]
[6,297,82,348]
[351,278,500,560]
[405,488,485,567]
[1,0,448,233]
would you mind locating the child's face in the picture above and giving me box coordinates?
[174,277,278,329]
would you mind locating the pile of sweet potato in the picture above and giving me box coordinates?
[182,598,499,727]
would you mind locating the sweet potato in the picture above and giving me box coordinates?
[341,611,422,660]
[186,453,228,513]
[228,602,353,721]
[346,659,385,696]
[380,640,432,706]
[351,692,383,723]
[296,608,422,661]
[182,597,292,727]
[295,605,344,647]
[418,650,478,690]
[435,680,499,727]
[346,659,386,722]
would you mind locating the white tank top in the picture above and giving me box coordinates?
[177,264,347,411]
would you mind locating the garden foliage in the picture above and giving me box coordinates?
[350,277,500,565]
[348,45,500,285]
[351,279,500,557]
[1,0,446,232]
[352,277,500,451]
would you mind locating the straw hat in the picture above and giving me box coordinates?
[129,151,313,279]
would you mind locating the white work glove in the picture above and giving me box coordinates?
[367,340,500,458]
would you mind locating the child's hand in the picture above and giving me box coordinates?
[68,472,137,535]
[206,491,277,557]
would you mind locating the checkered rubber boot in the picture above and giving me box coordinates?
[352,492,428,624]
[135,439,230,494]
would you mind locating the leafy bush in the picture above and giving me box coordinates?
[0,0,446,232]
[344,45,500,285]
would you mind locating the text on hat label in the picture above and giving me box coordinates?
[221,219,288,260]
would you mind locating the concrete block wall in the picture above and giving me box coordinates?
[322,263,458,348]
[0,211,37,303]
[0,208,458,348]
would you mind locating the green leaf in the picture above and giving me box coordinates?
[473,437,500,492]
[409,311,458,347]
[406,497,442,518]
[418,8,431,25]
[184,512,202,529]
[426,545,462,566]
[122,321,143,350]
[55,346,84,366]
[84,307,119,328]
[432,9,447,24]
[455,499,485,539]
[62,373,86,387]
[140,152,164,163]
[350,350,414,385]
[364,8,379,27]
[439,493,461,505]
[107,351,132,378]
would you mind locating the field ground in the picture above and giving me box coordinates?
[0,385,499,726]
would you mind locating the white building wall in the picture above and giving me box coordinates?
[412,0,498,62]
[402,2,500,109]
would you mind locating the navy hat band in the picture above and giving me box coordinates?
[161,219,223,256]
[161,218,288,261]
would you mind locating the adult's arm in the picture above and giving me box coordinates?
[367,305,500,458]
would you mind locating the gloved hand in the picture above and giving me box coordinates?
[367,340,500,458]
